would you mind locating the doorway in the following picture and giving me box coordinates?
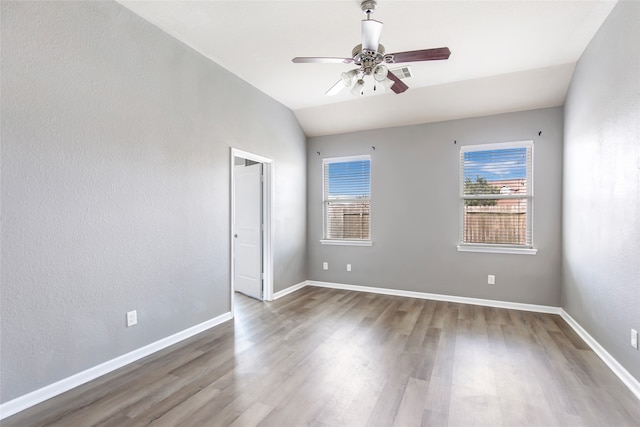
[230,148,273,313]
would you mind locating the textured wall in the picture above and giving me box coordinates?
[0,1,306,403]
[563,0,640,381]
[308,107,563,306]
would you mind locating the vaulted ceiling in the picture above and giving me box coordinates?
[118,0,617,137]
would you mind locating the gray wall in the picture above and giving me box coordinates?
[1,1,306,403]
[563,0,640,382]
[308,107,563,306]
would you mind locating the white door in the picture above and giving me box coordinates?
[233,162,263,300]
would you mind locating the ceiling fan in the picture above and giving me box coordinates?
[292,0,451,96]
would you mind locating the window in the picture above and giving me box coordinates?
[458,140,536,255]
[321,155,371,246]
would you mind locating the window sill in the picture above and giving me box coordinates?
[320,239,373,247]
[457,245,537,255]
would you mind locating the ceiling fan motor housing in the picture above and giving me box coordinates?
[352,44,385,74]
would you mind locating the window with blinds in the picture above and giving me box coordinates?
[323,156,371,242]
[460,141,533,247]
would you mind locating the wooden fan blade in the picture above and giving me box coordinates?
[386,47,451,63]
[386,72,409,94]
[292,57,354,64]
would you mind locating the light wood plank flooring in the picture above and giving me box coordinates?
[4,286,640,426]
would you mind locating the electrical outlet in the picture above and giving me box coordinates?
[323,262,328,270]
[126,310,137,327]
[632,329,638,349]
[488,275,495,285]
[347,264,351,272]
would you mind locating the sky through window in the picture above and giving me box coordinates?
[463,148,527,181]
[327,160,370,198]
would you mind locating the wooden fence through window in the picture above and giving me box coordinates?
[326,202,370,240]
[463,205,527,245]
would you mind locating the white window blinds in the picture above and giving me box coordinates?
[323,156,371,241]
[460,141,533,247]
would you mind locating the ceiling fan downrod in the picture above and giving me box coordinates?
[361,0,377,19]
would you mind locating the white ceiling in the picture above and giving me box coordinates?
[117,0,617,137]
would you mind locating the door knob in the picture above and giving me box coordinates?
[234,234,238,238]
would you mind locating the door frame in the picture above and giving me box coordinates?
[230,148,273,313]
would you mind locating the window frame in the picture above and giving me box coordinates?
[457,140,537,255]
[320,155,373,247]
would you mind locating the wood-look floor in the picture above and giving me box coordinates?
[4,286,639,426]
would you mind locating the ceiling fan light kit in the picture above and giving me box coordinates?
[373,64,388,82]
[292,0,451,97]
[341,69,358,86]
[351,79,366,96]
[380,77,395,92]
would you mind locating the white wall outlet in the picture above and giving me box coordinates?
[488,275,495,285]
[631,329,638,349]
[347,264,351,272]
[323,262,328,270]
[126,310,137,327]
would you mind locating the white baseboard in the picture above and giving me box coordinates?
[560,309,640,400]
[0,311,233,420]
[307,280,561,314]
[272,280,309,300]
